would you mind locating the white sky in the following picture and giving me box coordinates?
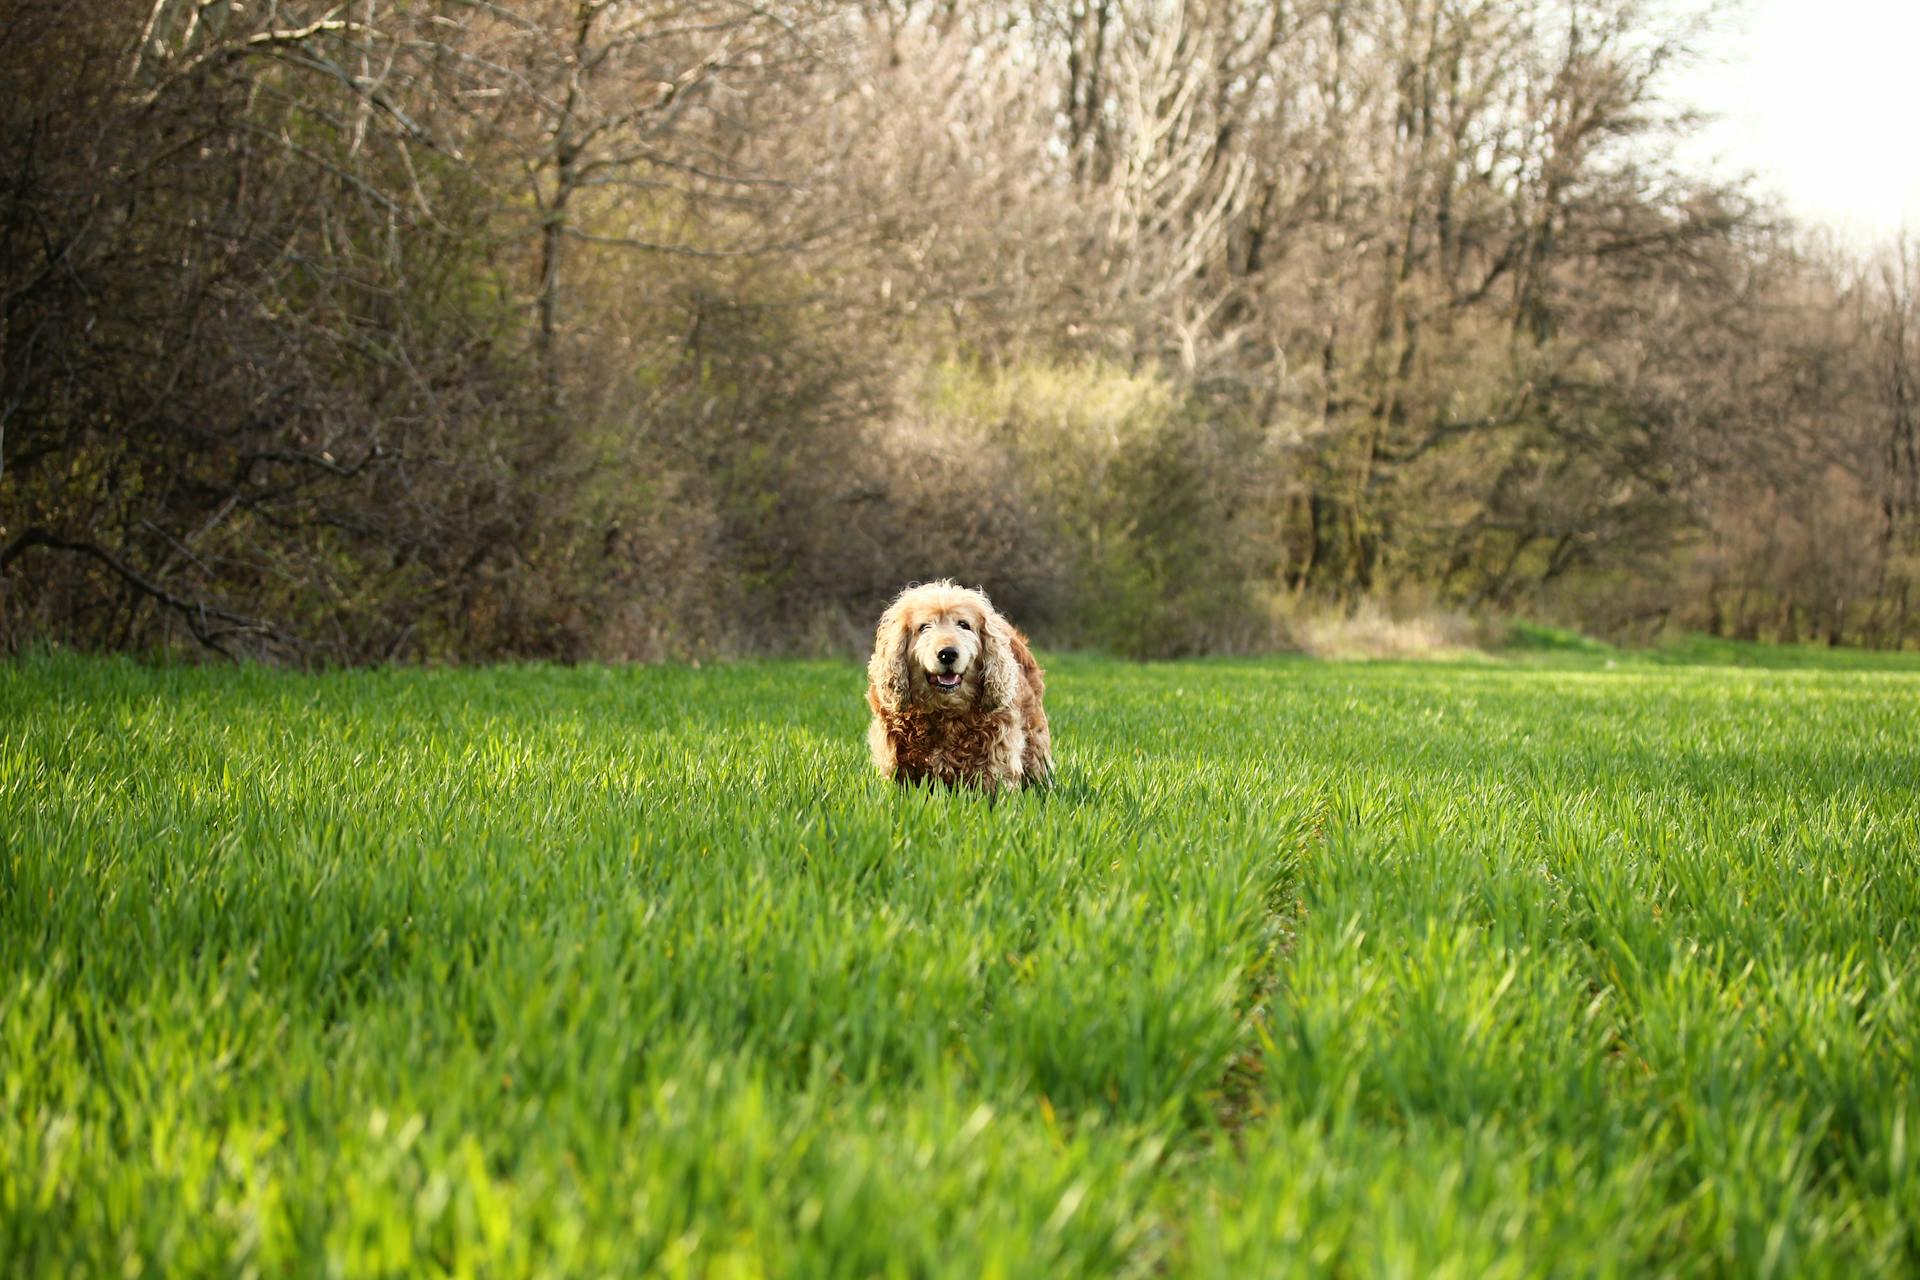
[1671,0,1920,245]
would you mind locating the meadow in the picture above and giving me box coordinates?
[3,645,1917,1277]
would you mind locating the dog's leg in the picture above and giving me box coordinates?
[867,715,898,779]
[992,717,1027,791]
[1025,717,1053,785]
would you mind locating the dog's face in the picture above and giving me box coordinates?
[869,581,1012,713]
[902,592,986,706]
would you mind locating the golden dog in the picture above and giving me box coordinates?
[864,581,1052,791]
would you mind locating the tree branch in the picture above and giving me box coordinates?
[0,529,287,659]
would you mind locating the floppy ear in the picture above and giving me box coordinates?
[867,600,912,713]
[980,603,1023,711]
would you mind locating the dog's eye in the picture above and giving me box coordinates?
[957,620,972,630]
[917,623,931,633]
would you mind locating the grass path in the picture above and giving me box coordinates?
[3,649,1917,1276]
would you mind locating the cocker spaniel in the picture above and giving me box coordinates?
[865,580,1052,791]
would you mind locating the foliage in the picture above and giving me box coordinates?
[4,651,1918,1275]
[919,360,1272,656]
[2,1,1917,660]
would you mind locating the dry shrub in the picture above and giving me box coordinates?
[1281,599,1489,661]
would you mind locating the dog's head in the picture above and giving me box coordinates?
[868,580,1020,714]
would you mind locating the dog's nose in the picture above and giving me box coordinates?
[937,646,959,666]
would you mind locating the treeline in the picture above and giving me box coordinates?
[3,0,1916,661]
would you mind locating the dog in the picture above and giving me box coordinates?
[864,580,1052,791]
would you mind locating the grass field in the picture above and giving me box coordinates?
[4,645,1918,1277]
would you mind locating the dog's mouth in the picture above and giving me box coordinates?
[927,670,963,692]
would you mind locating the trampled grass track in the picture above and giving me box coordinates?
[3,649,1917,1276]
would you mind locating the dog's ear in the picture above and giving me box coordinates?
[980,602,1022,711]
[867,598,912,712]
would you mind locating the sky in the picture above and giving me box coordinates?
[1671,0,1920,245]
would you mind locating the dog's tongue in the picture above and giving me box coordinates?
[932,671,962,689]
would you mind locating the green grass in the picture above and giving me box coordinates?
[1645,632,1920,671]
[1501,619,1624,658]
[3,647,1917,1277]
[1502,620,1920,672]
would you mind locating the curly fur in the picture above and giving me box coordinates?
[865,580,1051,792]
